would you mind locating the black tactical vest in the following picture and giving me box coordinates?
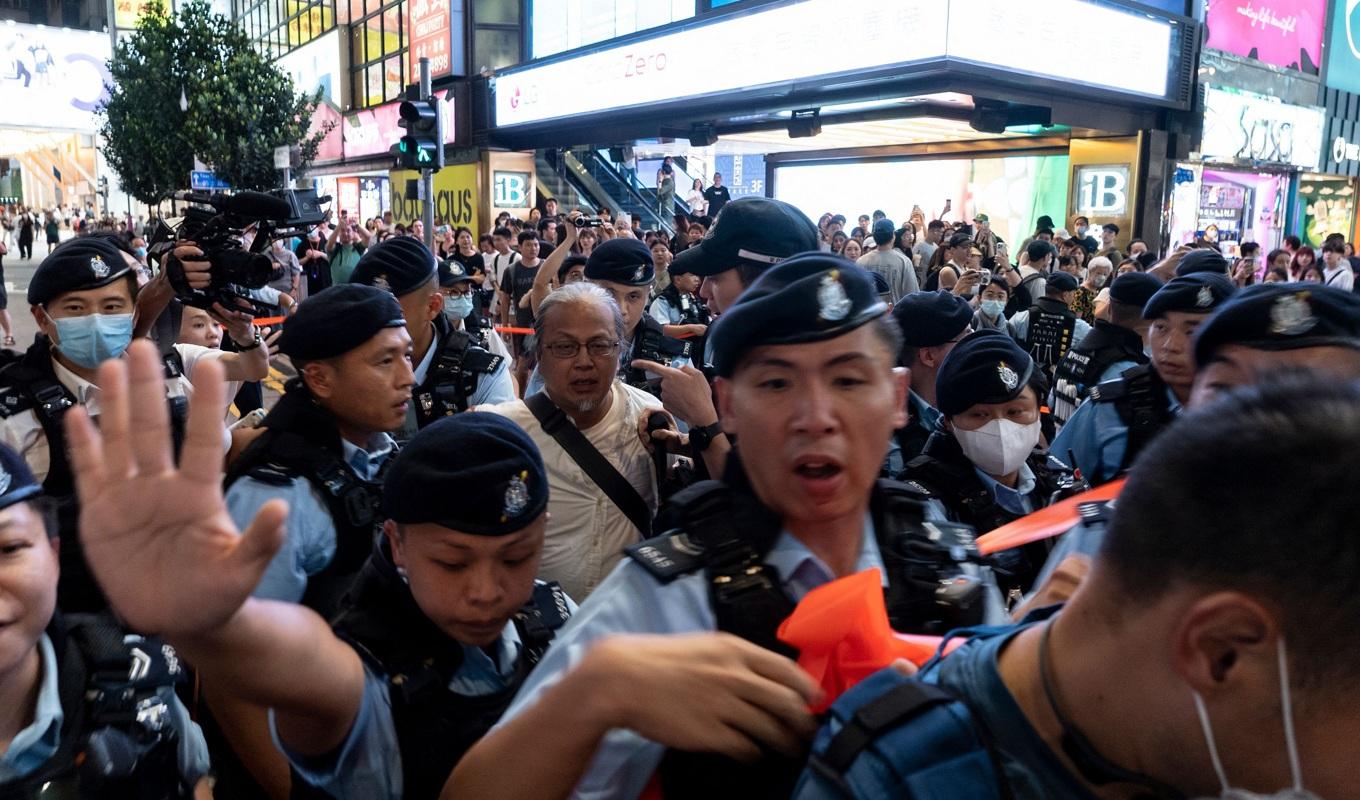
[1050,320,1149,425]
[1022,297,1079,376]
[1086,363,1177,482]
[411,314,504,430]
[286,540,570,800]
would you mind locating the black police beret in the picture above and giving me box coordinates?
[28,236,133,305]
[1047,271,1080,293]
[277,284,406,361]
[0,442,40,512]
[671,197,820,278]
[1107,272,1163,307]
[439,260,475,287]
[384,413,548,535]
[935,329,1036,417]
[708,253,886,377]
[1142,273,1236,320]
[350,236,437,296]
[585,238,654,286]
[1174,248,1230,277]
[1194,284,1360,366]
[892,290,973,348]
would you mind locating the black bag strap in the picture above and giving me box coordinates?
[524,392,653,537]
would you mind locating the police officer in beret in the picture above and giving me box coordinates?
[1049,271,1161,425]
[438,259,515,372]
[1009,270,1092,379]
[450,254,997,800]
[648,257,710,341]
[0,235,205,613]
[64,341,572,800]
[884,290,974,474]
[0,437,211,797]
[1052,272,1236,485]
[900,330,1076,596]
[350,237,514,442]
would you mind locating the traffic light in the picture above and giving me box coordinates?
[397,98,443,170]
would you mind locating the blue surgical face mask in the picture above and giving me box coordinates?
[981,299,1006,319]
[50,312,134,369]
[133,246,147,259]
[444,295,474,320]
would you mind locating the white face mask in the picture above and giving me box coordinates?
[951,417,1041,476]
[1190,638,1324,800]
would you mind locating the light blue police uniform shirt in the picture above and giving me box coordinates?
[0,634,211,786]
[648,295,682,326]
[226,434,396,602]
[884,391,943,476]
[495,515,888,800]
[1049,385,1181,485]
[276,588,580,800]
[920,461,1038,527]
[1008,311,1092,349]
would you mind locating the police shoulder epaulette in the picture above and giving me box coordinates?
[1076,499,1112,527]
[244,463,299,486]
[528,580,573,630]
[1087,377,1127,404]
[624,530,707,583]
[876,477,933,503]
[461,346,504,376]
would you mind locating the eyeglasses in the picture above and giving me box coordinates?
[543,339,619,359]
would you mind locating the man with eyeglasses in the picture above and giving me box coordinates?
[478,282,662,602]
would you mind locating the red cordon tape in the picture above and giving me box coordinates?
[494,326,535,335]
[253,316,286,327]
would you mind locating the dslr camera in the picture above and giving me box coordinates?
[147,188,330,316]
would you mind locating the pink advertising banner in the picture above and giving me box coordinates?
[341,98,457,159]
[1204,0,1325,74]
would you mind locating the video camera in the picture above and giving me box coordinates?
[622,323,692,396]
[147,188,330,316]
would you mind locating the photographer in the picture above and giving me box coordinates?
[326,215,371,284]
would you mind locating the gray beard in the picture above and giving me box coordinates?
[571,397,598,414]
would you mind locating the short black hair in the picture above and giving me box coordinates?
[1102,223,1119,235]
[1284,235,1303,250]
[927,220,946,231]
[1238,241,1259,258]
[947,232,972,249]
[517,230,539,245]
[1323,240,1347,255]
[1026,240,1052,263]
[536,217,556,233]
[1101,372,1360,691]
[493,227,513,239]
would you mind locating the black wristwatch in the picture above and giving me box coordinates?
[689,421,723,453]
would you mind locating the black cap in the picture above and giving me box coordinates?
[438,260,475,287]
[1036,215,1055,229]
[1108,272,1163,307]
[585,238,654,286]
[670,197,820,278]
[28,236,133,305]
[1047,271,1080,293]
[0,442,40,512]
[349,236,438,296]
[1142,273,1236,320]
[1194,284,1360,366]
[708,253,886,377]
[277,284,406,361]
[936,329,1036,417]
[1175,248,1230,277]
[383,414,548,535]
[892,290,973,348]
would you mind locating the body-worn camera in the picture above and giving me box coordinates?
[881,520,989,635]
[148,188,330,316]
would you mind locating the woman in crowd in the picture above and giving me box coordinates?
[1290,247,1316,281]
[830,231,848,255]
[686,177,707,216]
[656,156,676,219]
[842,238,863,260]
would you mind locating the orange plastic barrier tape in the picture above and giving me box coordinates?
[777,568,961,713]
[253,316,285,327]
[975,478,1126,555]
[494,326,535,335]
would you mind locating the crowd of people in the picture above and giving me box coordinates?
[0,181,1357,800]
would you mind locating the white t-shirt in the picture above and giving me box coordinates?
[1324,264,1355,292]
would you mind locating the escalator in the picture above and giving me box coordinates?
[536,148,690,235]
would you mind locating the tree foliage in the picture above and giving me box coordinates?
[99,0,331,203]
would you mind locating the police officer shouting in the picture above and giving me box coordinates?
[449,255,984,799]
[1052,272,1236,485]
[349,237,514,442]
[64,341,571,800]
[0,438,211,797]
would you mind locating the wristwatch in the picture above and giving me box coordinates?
[234,333,264,352]
[689,421,723,453]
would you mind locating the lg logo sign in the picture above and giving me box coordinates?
[1076,166,1129,216]
[494,172,531,208]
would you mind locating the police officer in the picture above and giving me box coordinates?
[1049,271,1161,425]
[0,235,200,612]
[884,290,974,474]
[1009,270,1091,378]
[437,259,514,372]
[648,258,709,340]
[449,254,1000,800]
[900,330,1076,596]
[0,438,210,797]
[64,341,572,800]
[349,237,514,442]
[584,238,693,393]
[1052,272,1236,485]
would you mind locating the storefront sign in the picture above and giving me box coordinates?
[407,0,464,79]
[1199,86,1325,170]
[492,171,531,207]
[1075,165,1129,215]
[343,99,457,158]
[337,177,361,218]
[389,164,479,232]
[1321,89,1360,177]
[494,0,1177,127]
[113,0,158,29]
[1204,0,1325,74]
[1328,0,1360,94]
[0,24,111,133]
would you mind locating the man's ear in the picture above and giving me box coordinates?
[302,360,336,400]
[891,367,910,429]
[383,520,405,570]
[425,290,444,323]
[715,377,735,436]
[1172,591,1277,693]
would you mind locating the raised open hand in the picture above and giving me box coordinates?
[67,339,287,637]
